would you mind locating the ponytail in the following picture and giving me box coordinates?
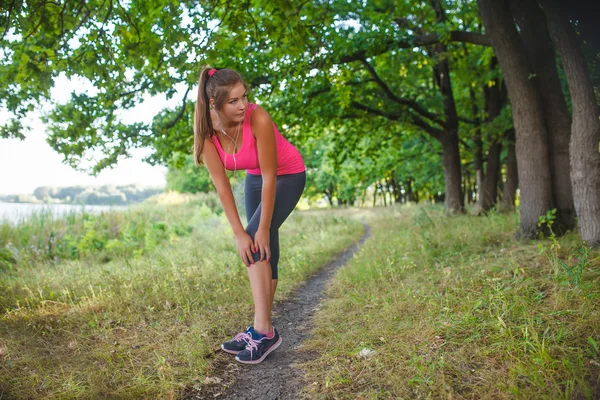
[193,67,214,166]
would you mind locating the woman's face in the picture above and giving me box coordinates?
[214,83,247,126]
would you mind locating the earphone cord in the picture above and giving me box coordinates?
[221,123,240,179]
[214,109,241,184]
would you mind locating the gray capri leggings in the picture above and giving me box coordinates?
[244,171,306,279]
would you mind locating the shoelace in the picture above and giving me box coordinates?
[233,332,253,344]
[244,336,262,358]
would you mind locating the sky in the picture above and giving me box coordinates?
[0,75,190,195]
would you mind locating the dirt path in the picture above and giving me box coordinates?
[182,223,370,400]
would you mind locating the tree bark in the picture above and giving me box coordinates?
[510,0,575,233]
[501,129,519,212]
[470,84,485,211]
[481,140,501,211]
[541,0,600,247]
[430,0,464,214]
[440,132,463,212]
[478,63,506,213]
[477,0,554,239]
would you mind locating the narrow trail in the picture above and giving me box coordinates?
[183,223,371,400]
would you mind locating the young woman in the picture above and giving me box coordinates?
[193,67,306,364]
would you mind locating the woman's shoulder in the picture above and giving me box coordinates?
[249,104,273,126]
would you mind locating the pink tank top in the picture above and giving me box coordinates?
[211,103,306,176]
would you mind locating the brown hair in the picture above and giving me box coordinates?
[193,67,248,165]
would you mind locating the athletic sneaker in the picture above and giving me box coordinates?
[221,327,254,354]
[235,326,282,364]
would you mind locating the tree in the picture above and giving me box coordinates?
[469,58,509,213]
[477,0,554,239]
[540,0,600,247]
[510,0,575,233]
[500,129,518,212]
[2,0,495,214]
[271,0,494,214]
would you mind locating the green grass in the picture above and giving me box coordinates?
[0,193,221,268]
[300,204,600,399]
[0,204,364,399]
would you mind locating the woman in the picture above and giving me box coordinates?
[194,67,306,364]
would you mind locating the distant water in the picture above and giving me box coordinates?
[0,202,127,224]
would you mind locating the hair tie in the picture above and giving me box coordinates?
[208,68,217,77]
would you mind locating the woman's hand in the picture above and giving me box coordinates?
[235,232,256,267]
[254,227,271,262]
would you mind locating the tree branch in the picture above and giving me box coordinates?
[306,79,374,100]
[1,0,16,40]
[341,114,362,119]
[450,31,490,46]
[164,86,191,129]
[350,101,401,120]
[335,30,490,65]
[458,116,478,124]
[116,0,141,47]
[348,102,444,141]
[118,80,152,99]
[360,58,445,127]
[22,4,48,42]
[408,113,444,140]
[244,0,260,41]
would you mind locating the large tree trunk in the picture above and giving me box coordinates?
[430,0,464,214]
[478,64,506,213]
[470,84,486,212]
[541,0,600,247]
[477,0,554,239]
[510,0,575,233]
[501,129,519,212]
[440,133,464,213]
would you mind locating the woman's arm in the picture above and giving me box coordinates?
[251,106,278,261]
[203,138,255,265]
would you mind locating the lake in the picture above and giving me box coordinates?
[0,202,127,224]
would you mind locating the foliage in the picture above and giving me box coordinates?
[165,152,214,193]
[1,0,504,204]
[3,1,595,208]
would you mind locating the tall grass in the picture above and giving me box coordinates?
[0,193,221,269]
[0,203,364,399]
[300,204,600,399]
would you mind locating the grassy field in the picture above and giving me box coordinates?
[300,204,600,399]
[0,202,364,399]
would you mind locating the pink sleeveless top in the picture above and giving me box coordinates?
[211,103,305,176]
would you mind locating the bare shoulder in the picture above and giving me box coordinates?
[203,135,216,150]
[250,105,274,129]
[202,136,219,161]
